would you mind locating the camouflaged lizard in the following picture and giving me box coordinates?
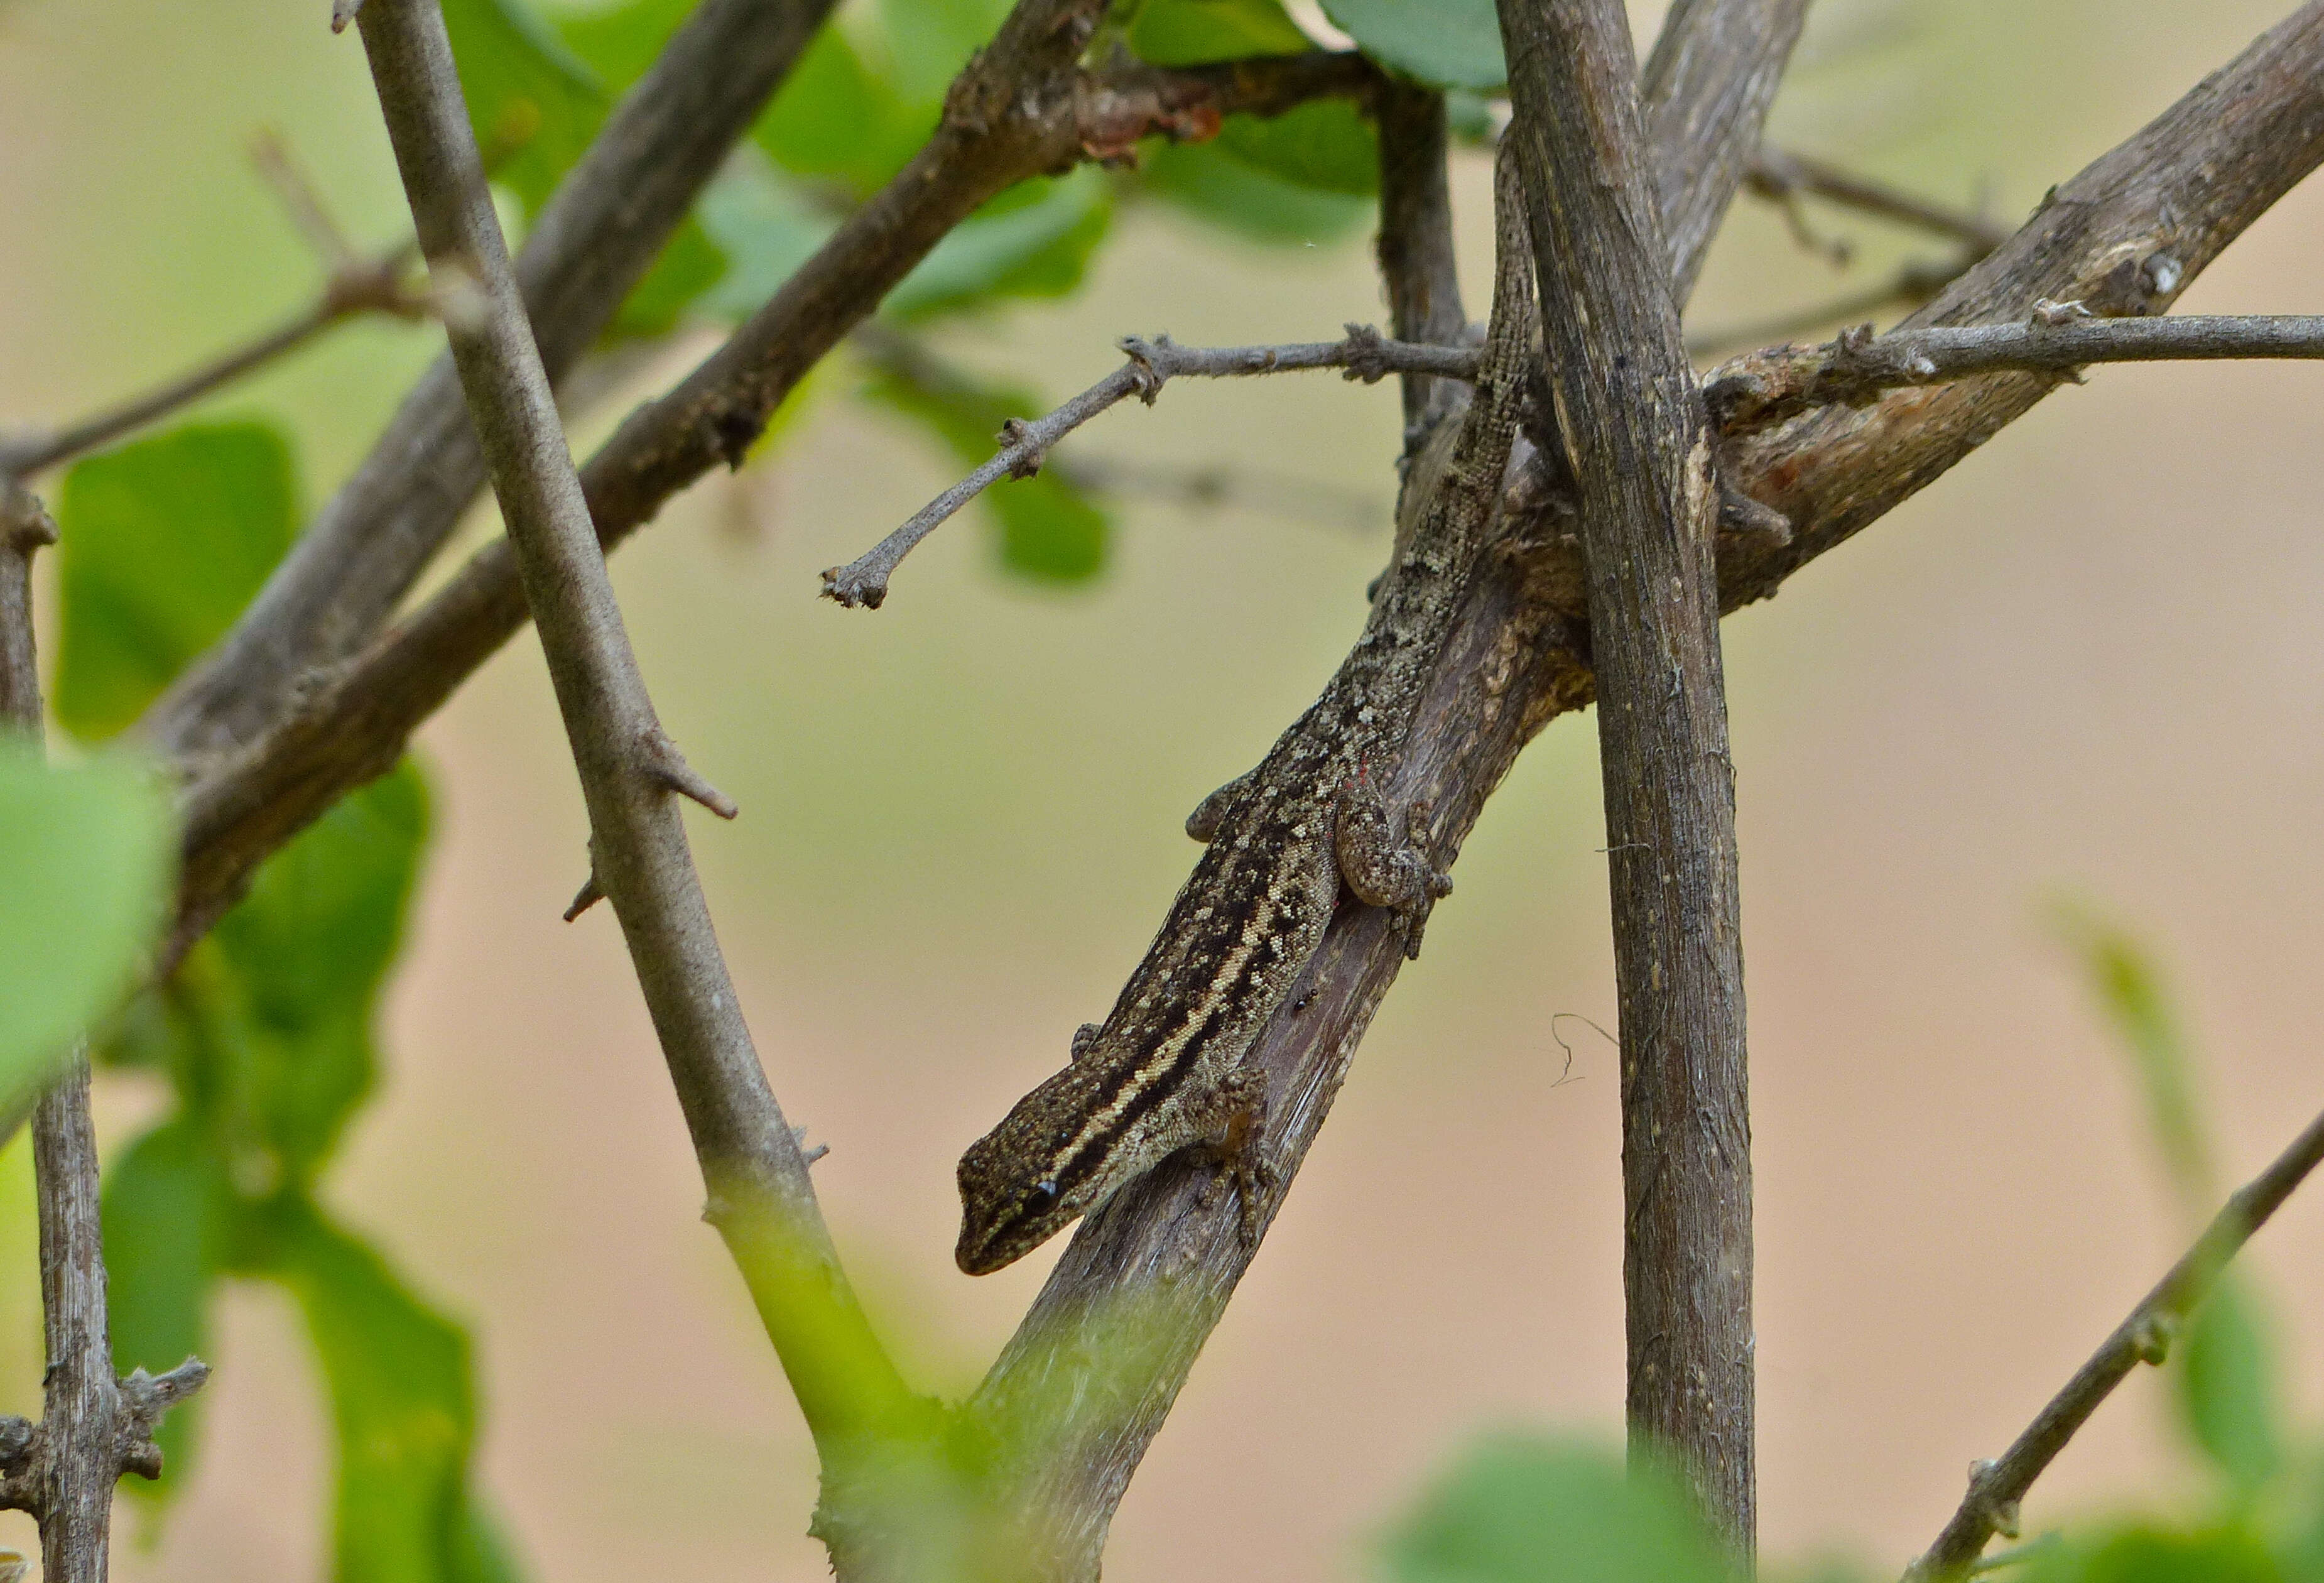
[955,148,1538,1276]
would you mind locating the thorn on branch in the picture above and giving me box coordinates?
[563,869,605,922]
[640,729,740,820]
[2129,1312,2174,1365]
[794,1125,828,1167]
[331,0,366,31]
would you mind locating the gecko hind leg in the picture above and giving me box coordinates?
[1190,1066,1275,1251]
[1070,1022,1104,1062]
[1335,771,1455,959]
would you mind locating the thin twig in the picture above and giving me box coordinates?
[354,0,904,1457]
[0,490,209,1583]
[1747,146,2014,257]
[1903,1104,2324,1580]
[1706,312,2324,431]
[0,155,423,482]
[820,328,1474,607]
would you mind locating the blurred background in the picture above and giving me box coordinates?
[4,0,2324,1577]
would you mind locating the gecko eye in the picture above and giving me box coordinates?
[1030,1179,1060,1205]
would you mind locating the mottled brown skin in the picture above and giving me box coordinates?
[955,150,1539,1277]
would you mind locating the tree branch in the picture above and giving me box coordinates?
[1501,0,1755,1545]
[1375,80,1469,447]
[146,0,849,759]
[1744,146,2014,259]
[1708,312,2324,428]
[822,327,1474,607]
[0,494,209,1583]
[1904,1104,2324,1580]
[1642,0,1811,302]
[354,0,909,1452]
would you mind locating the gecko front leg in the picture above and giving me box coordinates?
[1335,767,1453,959]
[1185,768,1259,844]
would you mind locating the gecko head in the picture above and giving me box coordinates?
[955,1092,1104,1276]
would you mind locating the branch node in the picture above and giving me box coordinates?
[997,417,1045,479]
[0,1418,30,1473]
[794,1124,830,1167]
[118,1357,211,1480]
[2129,1311,2175,1365]
[330,0,366,31]
[563,870,605,922]
[1340,322,1393,384]
[1117,335,1172,405]
[1717,488,1793,548]
[2030,297,2093,327]
[640,729,740,820]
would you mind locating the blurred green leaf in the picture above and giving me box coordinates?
[551,0,694,95]
[442,0,605,214]
[1214,99,1378,195]
[753,25,933,198]
[697,165,839,319]
[256,1198,514,1583]
[2180,1280,2283,1498]
[104,1116,234,1511]
[879,0,1013,104]
[607,215,730,337]
[888,170,1114,318]
[1138,139,1371,243]
[1322,0,1505,90]
[1382,1433,1733,1583]
[0,746,173,1096]
[2053,908,2213,1210]
[55,422,297,741]
[866,359,1109,584]
[2020,1521,2284,1583]
[1128,0,1312,62]
[102,762,429,1187]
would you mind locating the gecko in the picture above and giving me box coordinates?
[954,146,1539,1276]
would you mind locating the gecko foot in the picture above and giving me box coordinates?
[1186,767,1258,844]
[1190,1067,1274,1251]
[1335,773,1453,959]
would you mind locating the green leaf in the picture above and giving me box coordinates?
[551,0,695,96]
[54,422,298,741]
[607,215,729,338]
[2178,1280,2283,1496]
[865,361,1110,585]
[878,0,1014,104]
[888,170,1114,318]
[1138,139,1371,244]
[1212,99,1378,195]
[104,1116,235,1511]
[752,24,933,198]
[2020,1521,2283,1583]
[1381,1433,1734,1583]
[1322,0,1505,90]
[696,166,840,320]
[255,1199,516,1583]
[0,746,173,1096]
[1128,0,1313,62]
[442,0,605,214]
[2051,908,2213,1210]
[100,762,430,1185]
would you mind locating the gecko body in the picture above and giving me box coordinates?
[955,150,1538,1276]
